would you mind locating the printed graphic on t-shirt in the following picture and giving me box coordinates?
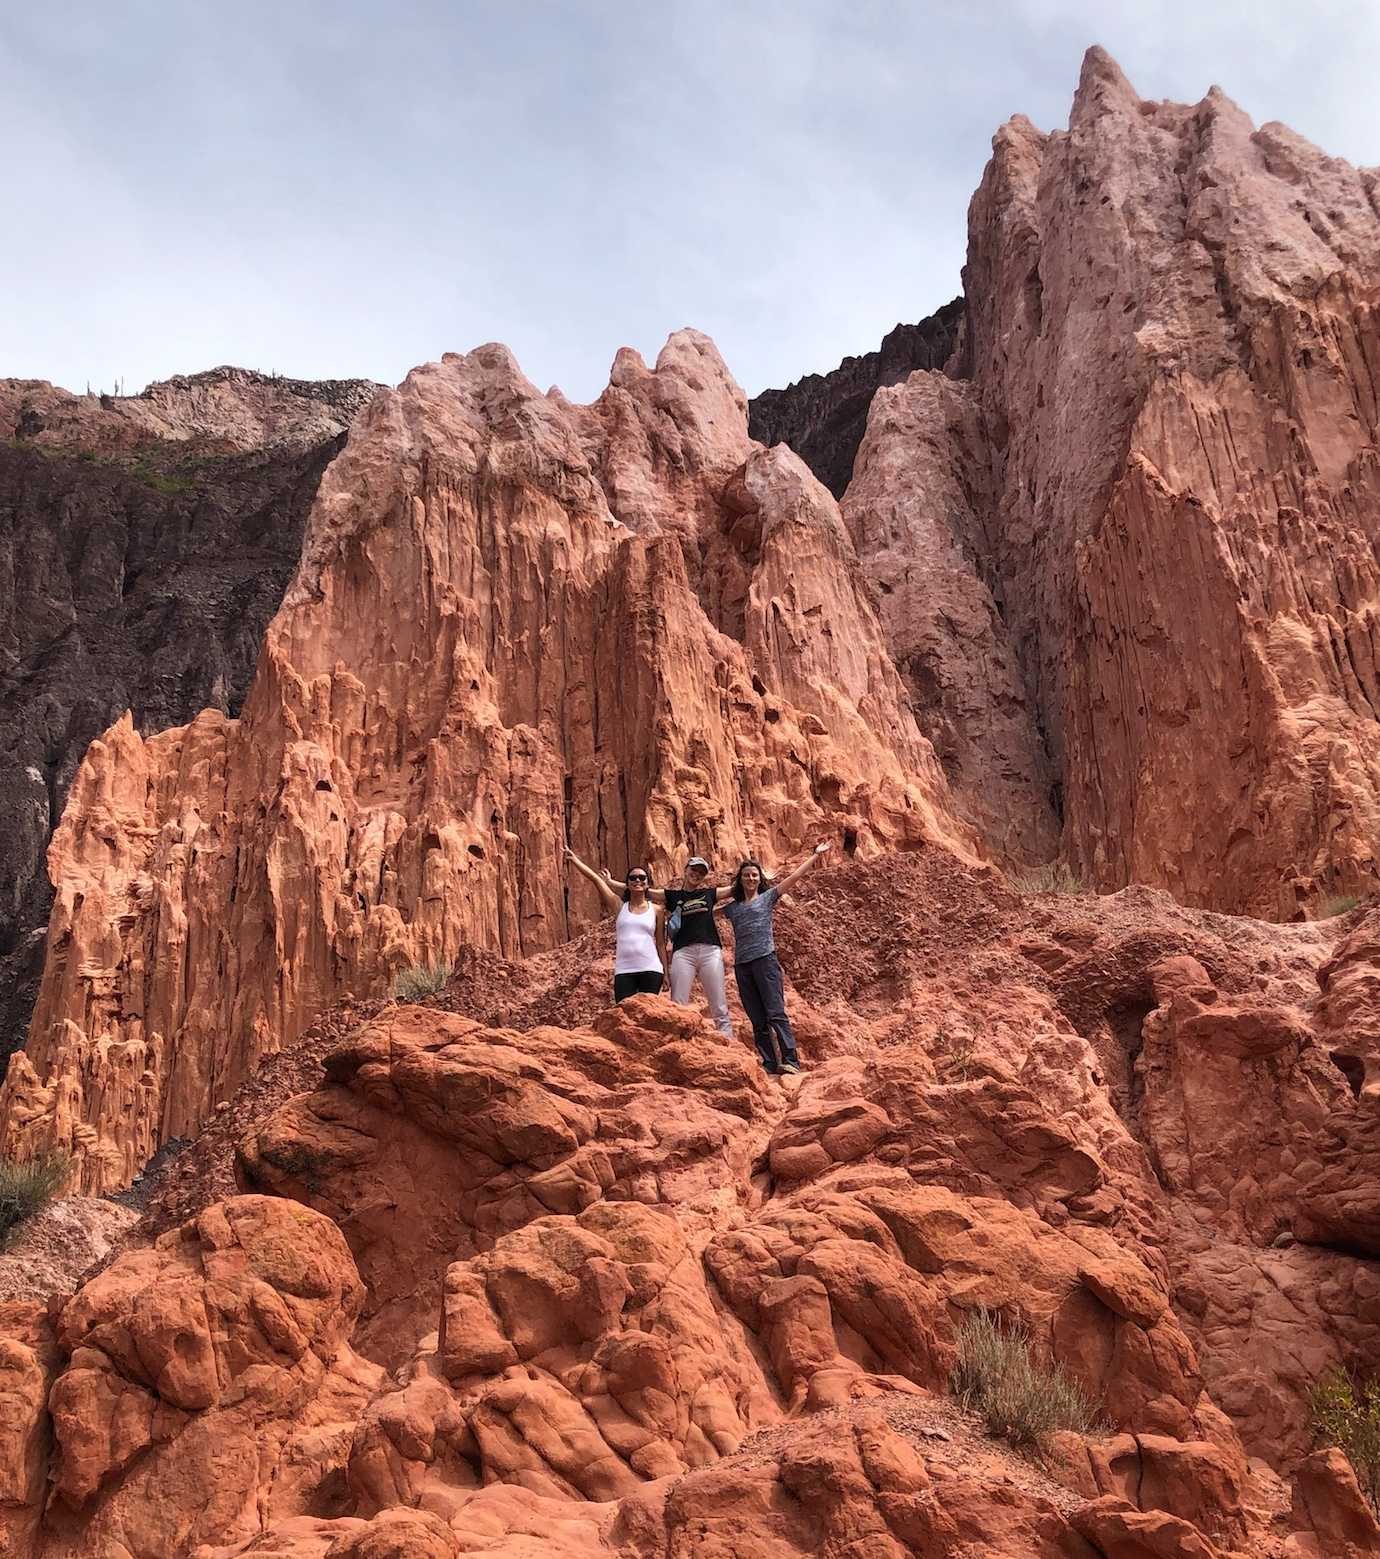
[664,888,721,950]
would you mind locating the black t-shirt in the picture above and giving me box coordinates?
[663,887,722,950]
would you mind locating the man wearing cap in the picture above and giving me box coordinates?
[660,856,734,1038]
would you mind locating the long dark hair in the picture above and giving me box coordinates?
[623,866,654,904]
[730,859,772,902]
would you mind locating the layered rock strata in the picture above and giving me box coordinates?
[937,47,1380,914]
[0,334,972,1192]
[748,300,963,499]
[0,371,375,1066]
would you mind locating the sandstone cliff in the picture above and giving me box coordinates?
[854,47,1380,915]
[0,334,972,1193]
[748,300,963,499]
[5,45,1380,1557]
[0,371,375,1069]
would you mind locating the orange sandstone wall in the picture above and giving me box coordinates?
[0,335,973,1191]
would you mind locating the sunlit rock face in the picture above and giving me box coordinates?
[0,333,971,1192]
[949,46,1380,915]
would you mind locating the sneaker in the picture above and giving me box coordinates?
[779,1061,802,1075]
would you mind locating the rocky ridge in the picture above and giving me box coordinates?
[839,49,1380,914]
[748,301,964,500]
[3,43,1380,1559]
[0,371,376,1068]
[0,332,973,1194]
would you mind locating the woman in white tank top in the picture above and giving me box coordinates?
[565,848,665,1003]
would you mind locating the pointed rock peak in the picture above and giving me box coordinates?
[411,342,545,408]
[654,329,747,414]
[1071,44,1142,125]
[608,346,649,388]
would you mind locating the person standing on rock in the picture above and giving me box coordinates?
[601,854,734,1036]
[657,856,735,1039]
[565,848,664,1003]
[719,842,830,1076]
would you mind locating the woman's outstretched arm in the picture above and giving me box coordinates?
[565,847,622,915]
[774,841,831,897]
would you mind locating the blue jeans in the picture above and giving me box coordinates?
[733,952,799,1071]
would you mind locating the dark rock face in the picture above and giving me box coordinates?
[747,299,963,497]
[0,375,373,1067]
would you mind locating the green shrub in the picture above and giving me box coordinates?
[0,1153,72,1249]
[1320,894,1361,918]
[952,1308,1102,1448]
[1311,1368,1380,1513]
[1008,861,1085,896]
[392,960,452,1001]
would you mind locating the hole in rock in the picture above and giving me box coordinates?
[315,779,332,792]
[422,831,442,854]
[751,673,768,697]
[468,844,485,860]
[843,828,859,858]
[764,707,780,724]
[1331,1051,1365,1100]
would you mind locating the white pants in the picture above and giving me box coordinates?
[669,944,734,1038]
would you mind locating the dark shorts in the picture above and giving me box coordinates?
[613,970,664,1002]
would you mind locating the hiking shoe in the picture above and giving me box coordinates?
[779,1061,802,1075]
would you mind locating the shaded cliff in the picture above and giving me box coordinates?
[747,299,963,498]
[0,371,376,1066]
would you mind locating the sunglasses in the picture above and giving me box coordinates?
[628,873,648,883]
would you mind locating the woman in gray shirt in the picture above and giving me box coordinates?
[719,841,830,1076]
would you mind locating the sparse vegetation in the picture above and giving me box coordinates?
[1008,861,1085,896]
[392,960,452,1001]
[952,1308,1102,1448]
[0,1152,72,1249]
[1311,1368,1380,1514]
[130,456,195,496]
[938,1029,977,1081]
[1320,893,1361,919]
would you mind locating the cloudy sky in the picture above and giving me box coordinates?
[5,1,1378,401]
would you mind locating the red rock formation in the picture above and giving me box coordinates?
[1,843,1375,1554]
[843,370,1060,862]
[946,46,1380,915]
[0,369,374,1071]
[0,334,971,1193]
[7,46,1380,1559]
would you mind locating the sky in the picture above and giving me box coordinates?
[4,1,1379,402]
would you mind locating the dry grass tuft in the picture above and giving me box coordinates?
[1008,861,1085,896]
[953,1309,1103,1449]
[1311,1368,1380,1514]
[391,960,453,1002]
[0,1153,72,1249]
